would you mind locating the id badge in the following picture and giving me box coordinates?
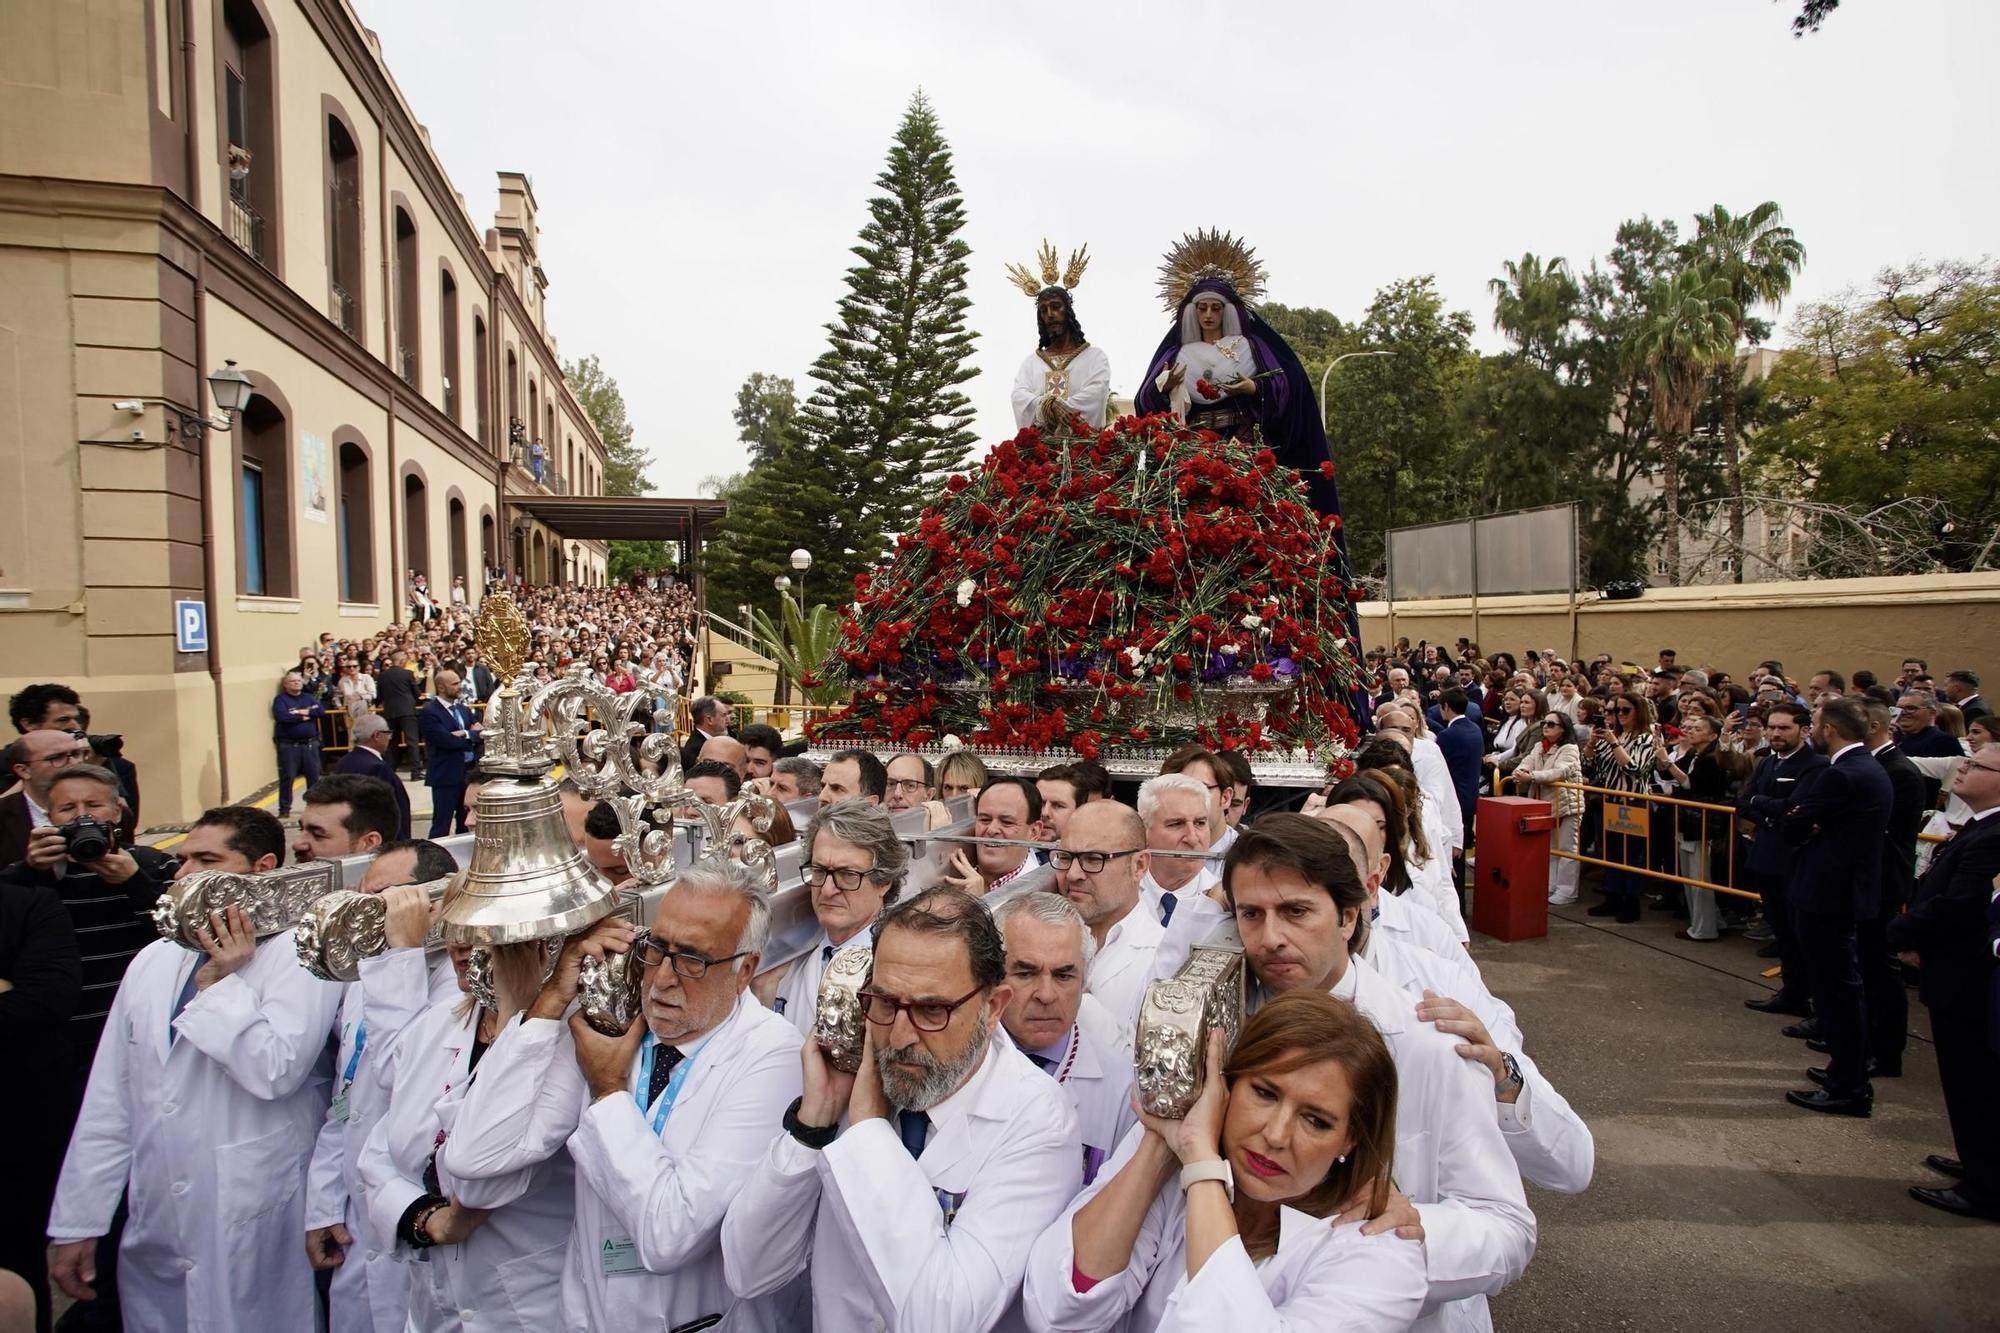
[329,1088,351,1123]
[600,1235,644,1278]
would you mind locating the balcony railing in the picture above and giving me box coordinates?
[330,282,356,335]
[226,197,265,263]
[397,345,416,386]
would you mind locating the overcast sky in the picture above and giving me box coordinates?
[353,0,1998,494]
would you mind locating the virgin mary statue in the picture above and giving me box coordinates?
[1134,230,1343,518]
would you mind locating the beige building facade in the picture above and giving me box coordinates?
[1,0,612,823]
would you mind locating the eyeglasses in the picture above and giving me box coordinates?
[802,863,887,893]
[858,985,984,1032]
[1542,720,1566,728]
[1606,706,1634,715]
[1961,760,2000,777]
[33,747,94,766]
[1049,847,1142,874]
[630,936,751,980]
[884,779,930,794]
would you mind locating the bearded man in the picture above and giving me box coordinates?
[1008,244,1110,431]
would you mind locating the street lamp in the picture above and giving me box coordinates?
[1318,350,1392,432]
[772,575,794,704]
[789,548,812,611]
[115,359,256,442]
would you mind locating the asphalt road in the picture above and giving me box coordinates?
[1480,898,2000,1333]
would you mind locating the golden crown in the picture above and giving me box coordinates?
[1158,228,1267,312]
[1005,239,1090,299]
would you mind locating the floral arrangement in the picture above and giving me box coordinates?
[806,413,1364,762]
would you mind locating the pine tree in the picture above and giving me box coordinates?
[791,90,979,597]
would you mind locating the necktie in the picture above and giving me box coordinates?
[646,1042,684,1108]
[897,1109,930,1159]
[1158,892,1178,927]
[1027,1053,1056,1075]
[822,943,836,963]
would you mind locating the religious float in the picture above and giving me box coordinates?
[808,231,1367,788]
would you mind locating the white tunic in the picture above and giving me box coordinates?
[1411,735,1467,854]
[439,991,804,1332]
[721,1037,1083,1333]
[1012,344,1113,430]
[1155,335,1258,419]
[1039,995,1138,1187]
[1083,903,1166,1057]
[1376,886,1472,966]
[357,997,573,1332]
[48,934,345,1333]
[1021,1124,1428,1333]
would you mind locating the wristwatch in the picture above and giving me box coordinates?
[1178,1157,1234,1202]
[1496,1052,1525,1099]
[783,1095,838,1150]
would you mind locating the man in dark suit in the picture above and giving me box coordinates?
[376,659,423,779]
[418,670,482,838]
[333,712,412,840]
[463,648,499,704]
[679,695,734,776]
[1432,688,1484,855]
[1739,702,1826,1018]
[1943,669,1989,725]
[1886,750,2000,1219]
[1780,697,1894,1117]
[1860,702,1926,1076]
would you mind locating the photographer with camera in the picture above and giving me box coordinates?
[0,730,98,869]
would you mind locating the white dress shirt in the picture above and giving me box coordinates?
[1021,1124,1428,1333]
[1083,903,1165,1055]
[1140,864,1220,927]
[721,1035,1083,1333]
[438,991,804,1332]
[49,934,345,1333]
[771,928,871,1039]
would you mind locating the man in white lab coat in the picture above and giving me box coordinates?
[759,798,909,1037]
[1134,774,1217,926]
[48,806,346,1333]
[1055,800,1162,1055]
[721,886,1083,1332]
[304,837,465,1333]
[442,859,804,1332]
[993,891,1136,1187]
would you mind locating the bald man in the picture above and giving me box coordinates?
[697,734,749,781]
[1057,800,1161,1053]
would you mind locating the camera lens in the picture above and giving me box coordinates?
[60,817,111,862]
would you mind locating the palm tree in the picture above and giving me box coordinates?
[1689,203,1807,578]
[1488,253,1581,373]
[1626,268,1739,584]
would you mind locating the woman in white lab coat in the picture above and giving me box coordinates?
[356,929,571,1331]
[1022,988,1427,1333]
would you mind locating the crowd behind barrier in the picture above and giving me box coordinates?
[0,628,1993,1332]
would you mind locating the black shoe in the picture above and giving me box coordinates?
[1807,1060,1894,1085]
[1870,1058,1903,1078]
[1586,902,1619,917]
[1806,1037,1831,1054]
[1787,1088,1872,1118]
[1907,1185,2000,1221]
[1756,942,1781,958]
[1925,1155,1965,1179]
[1781,1020,1822,1040]
[1745,995,1811,1017]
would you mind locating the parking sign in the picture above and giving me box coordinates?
[175,599,209,653]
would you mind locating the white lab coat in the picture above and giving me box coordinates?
[1083,904,1165,1057]
[1364,932,1594,1195]
[1140,865,1219,928]
[307,949,460,1333]
[1047,995,1137,1188]
[1021,1124,1429,1333]
[439,989,804,1331]
[770,929,871,1039]
[1334,957,1536,1333]
[1375,888,1471,965]
[721,1036,1083,1333]
[1405,841,1470,943]
[48,933,345,1333]
[358,995,573,1331]
[1410,735,1466,853]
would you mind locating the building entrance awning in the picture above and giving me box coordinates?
[508,495,726,543]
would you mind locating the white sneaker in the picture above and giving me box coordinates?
[1548,892,1578,905]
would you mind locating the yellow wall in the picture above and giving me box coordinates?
[1358,572,2000,680]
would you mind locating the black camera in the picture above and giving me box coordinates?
[59,816,116,863]
[87,733,125,760]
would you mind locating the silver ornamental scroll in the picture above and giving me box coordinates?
[1134,944,1246,1118]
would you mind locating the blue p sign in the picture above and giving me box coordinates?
[175,599,209,653]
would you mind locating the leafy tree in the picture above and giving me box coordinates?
[792,90,979,591]
[700,411,853,626]
[1791,0,1839,36]
[734,373,800,469]
[608,541,674,583]
[1488,253,1582,375]
[1626,268,1739,582]
[564,354,649,496]
[1752,260,2000,569]
[1688,202,1806,576]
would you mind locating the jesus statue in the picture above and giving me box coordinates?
[1006,241,1110,431]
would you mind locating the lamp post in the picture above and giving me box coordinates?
[789,548,812,613]
[772,574,793,705]
[1318,349,1392,432]
[116,359,256,443]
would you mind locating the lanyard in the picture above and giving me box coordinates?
[633,1039,703,1136]
[341,1021,368,1089]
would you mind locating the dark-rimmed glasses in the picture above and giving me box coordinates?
[857,985,984,1032]
[802,863,887,893]
[631,936,750,980]
[1049,848,1142,874]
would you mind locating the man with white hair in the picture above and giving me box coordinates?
[993,892,1136,1187]
[333,712,410,840]
[762,799,909,1036]
[441,859,805,1330]
[1134,773,1217,926]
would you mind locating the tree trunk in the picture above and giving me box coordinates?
[1720,358,1745,582]
[1661,431,1682,586]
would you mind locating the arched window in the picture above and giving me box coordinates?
[480,509,495,580]
[403,468,429,586]
[235,383,295,596]
[440,266,460,421]
[393,205,418,385]
[448,492,468,590]
[324,104,362,337]
[218,0,280,269]
[336,434,374,603]
[506,347,520,438]
[473,314,490,447]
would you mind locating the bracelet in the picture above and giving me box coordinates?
[783,1095,838,1151]
[401,1195,448,1250]
[1178,1157,1234,1202]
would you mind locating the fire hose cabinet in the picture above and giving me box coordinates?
[1471,795,1555,942]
